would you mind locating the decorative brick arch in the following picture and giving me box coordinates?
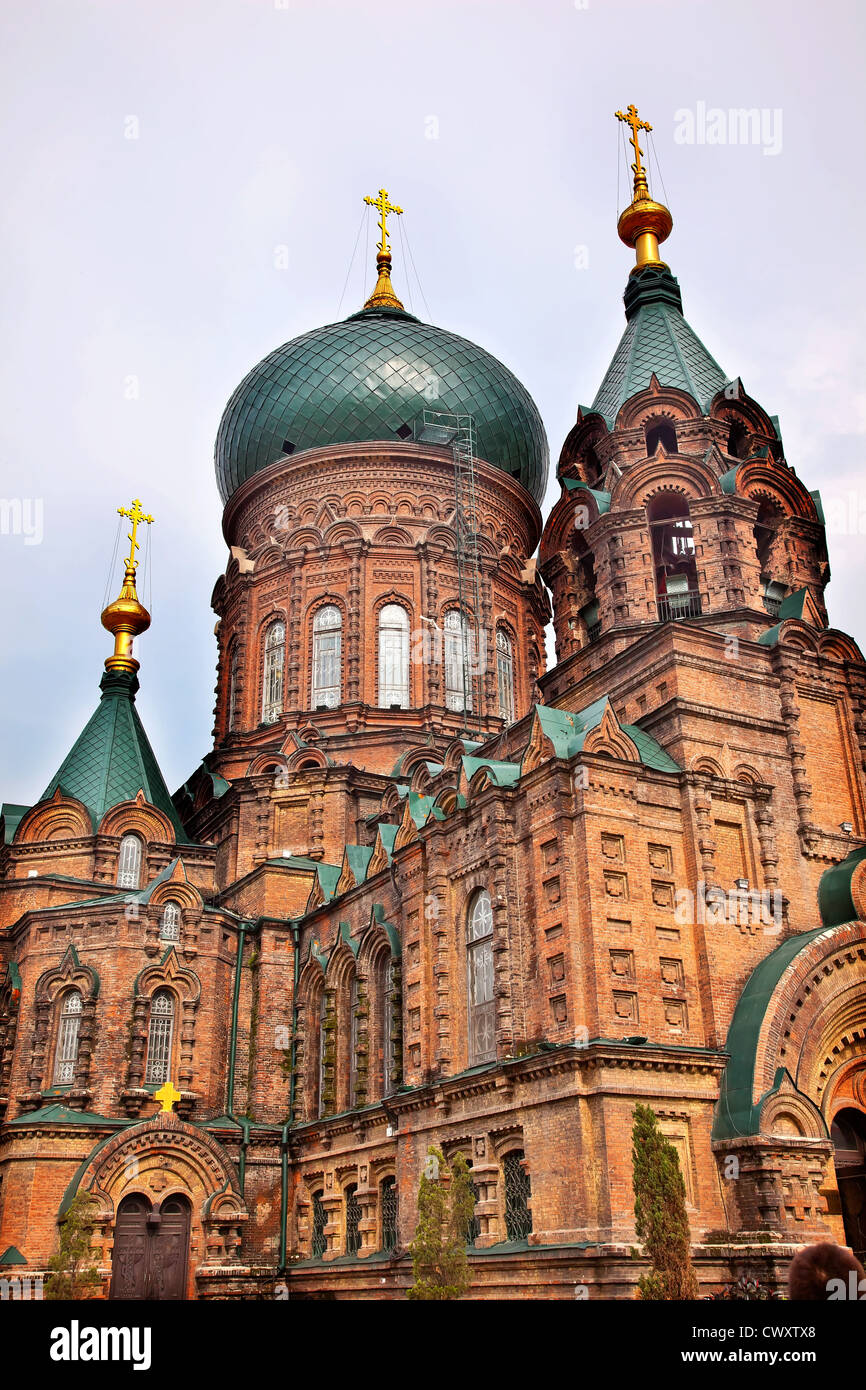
[69,1111,248,1286]
[98,791,176,845]
[15,789,93,844]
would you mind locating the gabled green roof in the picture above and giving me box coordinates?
[462,755,522,787]
[563,476,611,513]
[40,670,188,841]
[0,1246,28,1266]
[314,862,341,902]
[592,266,727,429]
[343,844,374,886]
[6,1102,125,1127]
[530,699,681,772]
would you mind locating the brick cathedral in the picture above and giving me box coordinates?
[2,114,866,1300]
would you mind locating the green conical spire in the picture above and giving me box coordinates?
[591,266,727,429]
[40,670,188,842]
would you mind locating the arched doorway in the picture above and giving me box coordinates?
[831,1108,866,1264]
[110,1192,191,1300]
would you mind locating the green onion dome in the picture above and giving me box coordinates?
[215,303,549,504]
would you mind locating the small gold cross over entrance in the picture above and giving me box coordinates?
[155,1080,181,1113]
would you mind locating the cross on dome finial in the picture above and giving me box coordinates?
[616,104,652,196]
[364,186,403,255]
[361,186,406,313]
[101,495,154,675]
[614,105,673,275]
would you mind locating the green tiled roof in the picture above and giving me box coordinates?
[712,927,830,1140]
[462,755,522,787]
[817,845,866,930]
[216,305,549,504]
[592,266,727,428]
[6,1103,126,1127]
[530,699,681,772]
[313,862,341,903]
[563,476,611,513]
[39,670,188,842]
[1,804,30,845]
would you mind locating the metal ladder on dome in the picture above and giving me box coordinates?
[415,409,484,732]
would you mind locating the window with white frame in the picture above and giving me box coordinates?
[378,603,410,708]
[160,901,181,942]
[53,989,83,1084]
[144,990,174,1085]
[311,606,342,708]
[496,628,515,724]
[117,834,143,890]
[261,621,286,723]
[467,889,495,1065]
[444,609,473,713]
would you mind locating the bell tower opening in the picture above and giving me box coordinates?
[645,420,678,457]
[647,492,700,621]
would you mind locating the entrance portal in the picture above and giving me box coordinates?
[831,1108,866,1265]
[109,1192,191,1300]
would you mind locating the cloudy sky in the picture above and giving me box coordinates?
[1,0,864,806]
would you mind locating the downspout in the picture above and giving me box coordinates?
[279,918,301,1273]
[227,918,257,1195]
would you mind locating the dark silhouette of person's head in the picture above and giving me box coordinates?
[788,1242,865,1300]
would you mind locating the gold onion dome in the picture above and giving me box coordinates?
[615,104,673,273]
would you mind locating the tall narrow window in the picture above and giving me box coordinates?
[160,901,181,942]
[345,1184,361,1254]
[117,834,143,889]
[444,609,473,713]
[496,628,515,724]
[378,603,410,708]
[261,621,285,723]
[312,605,341,708]
[145,990,174,1085]
[228,643,239,730]
[503,1150,533,1240]
[311,1190,327,1257]
[381,1177,398,1252]
[348,974,359,1106]
[467,890,495,1064]
[53,989,83,1084]
[382,958,396,1097]
[317,991,327,1119]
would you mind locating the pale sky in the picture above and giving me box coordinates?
[1,0,865,807]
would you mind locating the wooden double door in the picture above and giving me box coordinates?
[109,1193,191,1300]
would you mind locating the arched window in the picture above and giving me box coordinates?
[228,643,240,730]
[378,603,410,708]
[117,834,143,889]
[380,1177,398,1251]
[496,628,515,724]
[444,609,474,713]
[382,957,396,1097]
[53,989,83,1084]
[160,901,181,942]
[503,1150,533,1240]
[311,1189,327,1257]
[345,1183,361,1254]
[645,420,678,456]
[348,973,359,1106]
[467,890,495,1065]
[261,621,285,724]
[145,990,174,1085]
[312,606,342,708]
[647,493,700,622]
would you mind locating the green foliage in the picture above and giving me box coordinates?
[407,1147,475,1300]
[45,1194,102,1301]
[632,1102,699,1301]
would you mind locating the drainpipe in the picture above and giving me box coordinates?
[278,918,301,1273]
[226,918,258,1195]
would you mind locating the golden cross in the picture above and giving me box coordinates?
[155,1080,181,1113]
[364,187,403,255]
[615,104,652,183]
[117,497,154,573]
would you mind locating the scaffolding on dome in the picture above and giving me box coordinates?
[415,409,484,731]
